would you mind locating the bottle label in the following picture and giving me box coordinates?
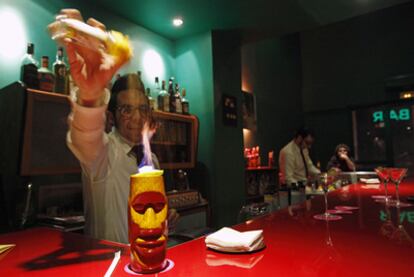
[182,103,189,114]
[175,98,182,113]
[54,64,67,93]
[163,95,170,112]
[21,64,39,89]
[149,99,155,110]
[38,72,55,92]
[157,94,170,112]
[169,95,176,113]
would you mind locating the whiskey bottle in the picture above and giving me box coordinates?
[168,78,176,113]
[53,47,67,94]
[20,43,39,89]
[181,88,190,114]
[157,80,169,112]
[137,70,145,89]
[146,88,156,110]
[174,83,182,114]
[154,77,160,110]
[38,56,55,92]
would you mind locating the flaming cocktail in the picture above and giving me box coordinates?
[128,169,168,273]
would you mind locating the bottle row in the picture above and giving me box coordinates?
[20,42,190,115]
[244,146,275,168]
[21,43,70,94]
[148,76,190,115]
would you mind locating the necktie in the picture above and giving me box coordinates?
[300,148,309,178]
[131,145,144,167]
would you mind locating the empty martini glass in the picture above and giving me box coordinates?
[373,167,392,205]
[388,168,412,208]
[313,171,342,221]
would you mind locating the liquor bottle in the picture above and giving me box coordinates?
[53,47,68,94]
[20,43,39,89]
[38,56,55,92]
[174,83,182,114]
[168,78,176,113]
[137,70,145,89]
[157,80,169,112]
[181,88,190,114]
[146,88,156,110]
[154,77,161,110]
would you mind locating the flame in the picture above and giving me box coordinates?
[139,165,154,173]
[138,122,156,171]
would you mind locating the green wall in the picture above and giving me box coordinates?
[0,0,175,89]
[210,31,245,226]
[241,34,304,164]
[175,32,215,202]
[176,31,247,227]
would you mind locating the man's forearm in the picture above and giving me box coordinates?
[67,88,110,165]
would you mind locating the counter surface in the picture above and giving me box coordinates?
[1,181,414,276]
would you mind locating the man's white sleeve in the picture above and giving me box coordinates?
[66,89,110,171]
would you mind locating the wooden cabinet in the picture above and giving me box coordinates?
[0,82,79,176]
[151,111,198,169]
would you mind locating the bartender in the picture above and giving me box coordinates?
[52,9,178,243]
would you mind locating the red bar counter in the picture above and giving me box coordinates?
[1,181,414,276]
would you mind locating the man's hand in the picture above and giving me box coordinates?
[49,9,127,106]
[339,153,349,160]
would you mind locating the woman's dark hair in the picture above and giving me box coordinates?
[335,144,350,156]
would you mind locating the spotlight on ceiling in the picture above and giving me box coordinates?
[172,17,183,27]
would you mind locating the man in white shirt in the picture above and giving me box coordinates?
[57,9,177,243]
[279,128,320,188]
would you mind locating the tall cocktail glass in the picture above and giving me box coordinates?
[313,172,342,221]
[388,168,412,208]
[374,167,392,205]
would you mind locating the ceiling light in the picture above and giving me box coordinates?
[172,17,183,27]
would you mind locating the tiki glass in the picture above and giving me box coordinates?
[128,170,168,274]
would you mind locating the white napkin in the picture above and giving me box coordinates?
[205,227,264,252]
[360,178,380,184]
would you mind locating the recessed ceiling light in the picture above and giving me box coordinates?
[172,17,183,27]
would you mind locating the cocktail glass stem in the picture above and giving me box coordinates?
[384,181,389,205]
[324,191,329,217]
[395,181,401,207]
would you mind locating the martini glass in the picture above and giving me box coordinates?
[313,172,342,221]
[374,167,392,205]
[388,168,412,208]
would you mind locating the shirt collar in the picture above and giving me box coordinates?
[113,129,139,156]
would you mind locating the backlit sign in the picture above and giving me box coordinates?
[372,108,410,123]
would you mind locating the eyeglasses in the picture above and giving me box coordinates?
[117,104,150,117]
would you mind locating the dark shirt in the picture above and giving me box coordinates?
[326,155,354,172]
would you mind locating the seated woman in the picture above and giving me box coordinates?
[326,144,356,172]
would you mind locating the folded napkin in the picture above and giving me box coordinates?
[360,178,380,184]
[205,227,264,252]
